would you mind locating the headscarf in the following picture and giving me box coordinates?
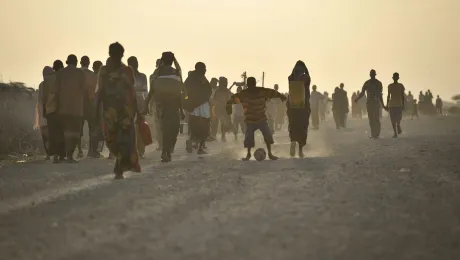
[183,70,211,112]
[288,60,309,82]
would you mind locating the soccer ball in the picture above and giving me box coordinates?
[254,148,267,161]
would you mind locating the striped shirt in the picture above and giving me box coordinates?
[227,87,284,123]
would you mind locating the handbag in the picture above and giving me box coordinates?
[138,120,153,146]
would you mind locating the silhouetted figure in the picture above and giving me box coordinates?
[351,92,357,118]
[45,60,65,163]
[332,87,342,129]
[436,95,443,115]
[145,52,184,162]
[35,66,54,160]
[266,84,279,134]
[149,59,163,151]
[226,77,286,161]
[310,85,324,129]
[91,60,105,156]
[96,42,142,179]
[406,91,414,117]
[339,83,349,127]
[355,69,385,138]
[319,91,329,121]
[212,77,236,141]
[127,56,148,158]
[287,61,311,157]
[418,91,425,113]
[56,55,86,162]
[78,56,99,158]
[184,62,212,154]
[209,78,219,140]
[356,90,364,119]
[233,86,246,137]
[427,90,434,104]
[386,72,405,138]
[273,84,285,131]
[411,100,419,120]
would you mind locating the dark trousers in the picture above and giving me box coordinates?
[47,114,65,158]
[333,111,340,129]
[40,126,50,156]
[244,121,274,148]
[159,106,180,153]
[332,110,346,129]
[340,113,347,128]
[81,118,98,154]
[367,102,381,138]
[189,115,210,142]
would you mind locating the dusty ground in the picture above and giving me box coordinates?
[0,115,459,260]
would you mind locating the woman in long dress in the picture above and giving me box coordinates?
[287,61,311,158]
[96,42,142,179]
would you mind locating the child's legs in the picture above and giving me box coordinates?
[396,108,403,126]
[389,108,397,130]
[243,123,257,149]
[258,121,275,153]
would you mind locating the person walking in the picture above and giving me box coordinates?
[436,95,443,115]
[386,72,405,138]
[128,56,148,158]
[309,85,323,130]
[184,62,212,154]
[355,69,386,139]
[145,52,184,162]
[287,61,311,157]
[96,42,142,179]
[56,55,86,162]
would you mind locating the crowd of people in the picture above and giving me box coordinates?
[34,42,445,179]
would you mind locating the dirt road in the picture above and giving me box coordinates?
[1,116,459,260]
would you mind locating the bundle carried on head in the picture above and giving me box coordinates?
[152,52,183,103]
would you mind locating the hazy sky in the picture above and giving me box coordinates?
[1,0,459,98]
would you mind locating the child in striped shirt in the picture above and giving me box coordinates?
[226,77,286,161]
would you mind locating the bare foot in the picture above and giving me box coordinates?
[114,173,124,180]
[268,154,279,160]
[242,154,251,161]
[161,152,172,163]
[299,150,304,158]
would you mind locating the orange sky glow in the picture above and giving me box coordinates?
[0,0,459,98]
